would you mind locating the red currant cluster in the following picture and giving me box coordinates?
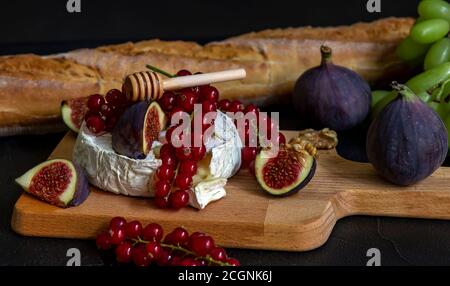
[216,100,286,175]
[85,89,129,134]
[96,216,240,266]
[154,69,218,210]
[153,68,285,206]
[153,143,205,209]
[158,69,220,116]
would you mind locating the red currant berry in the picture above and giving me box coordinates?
[96,231,111,250]
[160,152,178,168]
[86,115,105,134]
[169,107,185,119]
[199,85,219,103]
[175,147,193,161]
[176,91,196,113]
[176,70,192,76]
[218,99,231,111]
[165,126,178,146]
[210,247,228,262]
[179,160,198,176]
[170,255,184,266]
[100,103,116,118]
[109,216,127,230]
[106,89,127,106]
[154,180,172,198]
[175,173,193,190]
[202,100,217,114]
[226,258,240,266]
[87,94,105,112]
[159,144,175,158]
[169,190,190,209]
[167,227,189,245]
[197,259,207,266]
[191,145,206,161]
[159,91,176,112]
[228,100,244,113]
[145,241,162,260]
[115,242,133,263]
[157,165,175,181]
[244,104,260,115]
[142,223,164,242]
[125,220,143,239]
[179,258,199,266]
[241,147,257,169]
[187,231,205,250]
[84,110,100,121]
[190,235,215,257]
[156,249,172,266]
[132,245,151,267]
[154,196,170,209]
[109,227,126,245]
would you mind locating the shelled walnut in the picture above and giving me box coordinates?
[289,128,338,150]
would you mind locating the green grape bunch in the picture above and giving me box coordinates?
[397,0,450,69]
[372,0,450,151]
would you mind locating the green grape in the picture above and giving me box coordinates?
[407,62,450,92]
[424,37,450,70]
[428,101,450,120]
[410,19,449,44]
[371,91,397,120]
[371,63,450,119]
[418,0,450,23]
[396,36,431,62]
[371,90,390,108]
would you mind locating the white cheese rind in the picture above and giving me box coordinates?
[72,110,242,209]
[73,125,161,197]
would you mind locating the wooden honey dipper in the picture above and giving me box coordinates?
[122,68,246,102]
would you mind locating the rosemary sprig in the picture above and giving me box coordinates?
[146,64,175,78]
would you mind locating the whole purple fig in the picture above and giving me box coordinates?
[367,82,448,186]
[293,45,371,131]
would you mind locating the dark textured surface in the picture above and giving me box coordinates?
[2,105,450,266]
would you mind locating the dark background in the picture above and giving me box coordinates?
[3,0,450,267]
[0,0,418,53]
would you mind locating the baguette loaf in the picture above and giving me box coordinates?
[0,17,414,135]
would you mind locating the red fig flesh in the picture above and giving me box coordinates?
[255,145,316,196]
[15,159,90,207]
[61,97,89,133]
[112,101,167,159]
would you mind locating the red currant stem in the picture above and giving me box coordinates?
[132,237,231,266]
[146,64,175,78]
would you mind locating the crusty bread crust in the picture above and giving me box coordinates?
[0,17,414,134]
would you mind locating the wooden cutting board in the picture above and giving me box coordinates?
[11,131,450,251]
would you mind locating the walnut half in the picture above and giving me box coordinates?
[289,128,338,150]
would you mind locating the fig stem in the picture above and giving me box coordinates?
[390,81,417,102]
[320,45,333,64]
[146,64,175,78]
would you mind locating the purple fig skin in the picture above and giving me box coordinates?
[112,101,149,159]
[69,163,90,206]
[367,87,448,186]
[293,46,371,131]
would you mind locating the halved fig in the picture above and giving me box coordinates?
[61,97,89,133]
[255,144,316,196]
[112,101,167,159]
[15,159,90,208]
[143,101,167,154]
